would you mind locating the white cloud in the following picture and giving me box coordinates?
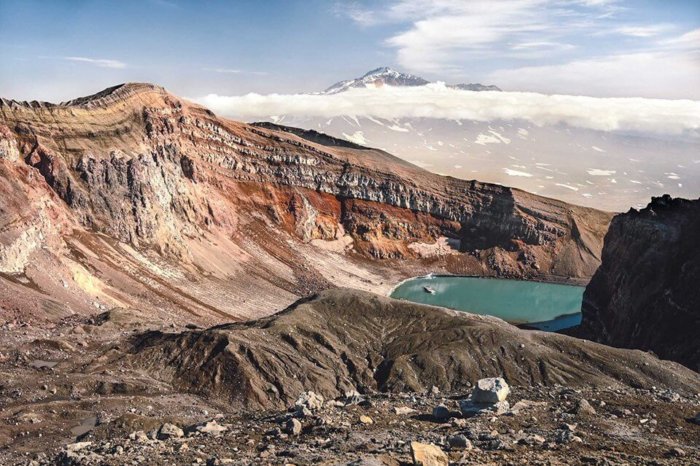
[63,56,126,69]
[197,83,700,136]
[609,25,673,37]
[203,67,269,75]
[340,0,626,74]
[338,1,697,98]
[662,28,700,49]
[489,52,700,99]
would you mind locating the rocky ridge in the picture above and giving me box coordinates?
[581,195,700,371]
[0,83,611,324]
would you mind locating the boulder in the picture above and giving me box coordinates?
[157,423,184,440]
[472,377,509,403]
[410,441,448,466]
[295,391,324,411]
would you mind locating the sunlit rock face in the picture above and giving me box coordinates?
[0,83,611,323]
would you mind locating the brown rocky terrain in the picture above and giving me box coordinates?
[1,83,612,326]
[580,195,700,372]
[128,288,700,410]
[0,289,698,465]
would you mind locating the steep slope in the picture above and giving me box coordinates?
[128,288,700,409]
[0,83,611,324]
[580,195,700,371]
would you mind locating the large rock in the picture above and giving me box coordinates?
[580,196,700,371]
[410,441,448,466]
[157,423,184,440]
[295,391,324,411]
[471,377,510,403]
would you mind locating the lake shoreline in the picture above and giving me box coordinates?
[388,273,588,297]
[390,275,585,332]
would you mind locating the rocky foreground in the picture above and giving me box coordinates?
[44,382,700,466]
[1,289,698,465]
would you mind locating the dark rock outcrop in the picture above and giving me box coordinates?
[128,288,700,409]
[581,195,700,371]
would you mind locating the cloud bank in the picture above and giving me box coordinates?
[63,56,126,69]
[197,84,700,136]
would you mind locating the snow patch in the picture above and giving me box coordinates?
[587,169,617,176]
[342,131,367,145]
[503,168,533,177]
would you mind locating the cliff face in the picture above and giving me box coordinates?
[580,195,700,371]
[0,83,612,323]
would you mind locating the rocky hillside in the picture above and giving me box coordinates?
[1,288,698,465]
[581,195,700,371]
[0,83,611,324]
[128,288,700,409]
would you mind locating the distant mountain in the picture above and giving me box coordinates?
[252,67,697,211]
[449,83,502,92]
[322,66,501,94]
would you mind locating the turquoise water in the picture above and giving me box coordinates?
[390,276,584,331]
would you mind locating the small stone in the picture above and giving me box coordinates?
[447,434,472,450]
[284,418,302,436]
[518,434,546,445]
[66,442,92,452]
[667,447,686,457]
[195,420,227,435]
[410,441,448,466]
[344,390,365,405]
[574,399,597,416]
[471,377,510,404]
[562,423,577,432]
[394,406,416,415]
[556,430,583,444]
[157,423,184,440]
[432,404,452,421]
[359,415,373,425]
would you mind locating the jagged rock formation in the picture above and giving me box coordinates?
[0,83,611,323]
[581,195,700,371]
[128,288,700,409]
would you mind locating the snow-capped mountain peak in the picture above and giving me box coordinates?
[322,67,501,94]
[323,67,429,94]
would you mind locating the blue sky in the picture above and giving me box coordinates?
[1,0,698,101]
